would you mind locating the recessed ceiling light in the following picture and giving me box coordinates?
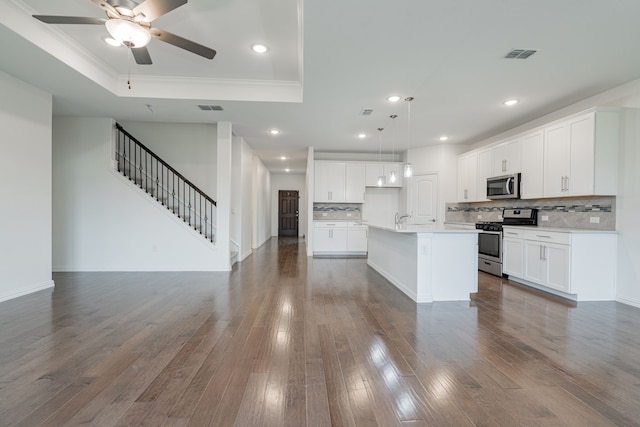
[387,95,401,103]
[439,136,449,141]
[357,133,367,139]
[269,129,280,135]
[504,99,519,106]
[252,44,269,54]
[280,156,287,160]
[104,37,122,47]
[285,168,290,172]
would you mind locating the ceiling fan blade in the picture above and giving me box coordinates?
[133,0,187,22]
[150,28,216,59]
[33,15,106,25]
[131,47,153,65]
[89,0,120,18]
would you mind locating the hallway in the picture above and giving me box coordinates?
[1,238,639,426]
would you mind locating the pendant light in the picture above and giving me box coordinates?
[389,114,398,184]
[377,127,385,187]
[404,96,414,178]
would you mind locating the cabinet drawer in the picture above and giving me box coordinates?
[314,221,347,229]
[503,228,525,238]
[524,230,571,245]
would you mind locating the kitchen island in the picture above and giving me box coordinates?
[367,224,479,303]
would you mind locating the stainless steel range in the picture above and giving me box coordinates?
[475,208,538,277]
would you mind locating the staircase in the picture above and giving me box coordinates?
[114,123,217,244]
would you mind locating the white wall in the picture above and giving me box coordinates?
[270,173,306,237]
[0,71,53,302]
[362,188,401,228]
[52,117,227,271]
[616,108,640,306]
[405,144,468,225]
[252,156,272,248]
[118,120,217,199]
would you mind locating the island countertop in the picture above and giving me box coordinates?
[367,223,481,234]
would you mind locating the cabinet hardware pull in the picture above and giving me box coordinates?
[506,232,518,235]
[536,235,551,238]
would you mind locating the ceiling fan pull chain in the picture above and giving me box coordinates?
[127,47,132,90]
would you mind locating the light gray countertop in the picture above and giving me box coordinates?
[367,223,481,234]
[502,225,617,234]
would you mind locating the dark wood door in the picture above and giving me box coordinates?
[278,190,299,237]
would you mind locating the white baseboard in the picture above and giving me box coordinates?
[0,280,54,303]
[616,295,640,308]
[52,265,229,272]
[240,249,253,261]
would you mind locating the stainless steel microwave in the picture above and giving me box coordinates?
[486,173,521,200]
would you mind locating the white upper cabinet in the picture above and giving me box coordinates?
[314,161,346,202]
[477,148,493,201]
[492,137,522,176]
[457,151,478,202]
[314,161,367,203]
[345,162,366,202]
[543,110,619,198]
[365,162,403,187]
[520,129,544,199]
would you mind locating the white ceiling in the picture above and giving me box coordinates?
[3,0,640,175]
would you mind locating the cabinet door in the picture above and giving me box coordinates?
[477,148,493,201]
[544,243,571,292]
[345,162,365,202]
[347,227,368,252]
[503,237,524,277]
[524,241,545,284]
[543,123,569,197]
[315,162,345,202]
[314,228,332,252]
[457,152,478,202]
[331,228,348,252]
[521,129,544,199]
[492,138,522,176]
[567,113,595,196]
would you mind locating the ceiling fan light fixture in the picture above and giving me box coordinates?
[103,36,122,47]
[105,19,151,48]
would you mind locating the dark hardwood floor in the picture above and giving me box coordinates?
[2,238,640,426]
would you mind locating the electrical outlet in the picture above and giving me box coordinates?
[498,214,503,220]
[541,215,549,222]
[590,216,600,224]
[346,213,352,217]
[322,212,328,217]
[477,214,482,219]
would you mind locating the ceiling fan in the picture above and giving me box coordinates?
[32,0,216,65]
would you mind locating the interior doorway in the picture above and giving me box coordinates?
[409,173,439,224]
[278,190,299,237]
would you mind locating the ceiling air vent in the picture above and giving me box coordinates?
[504,49,537,59]
[198,105,224,111]
[361,109,374,116]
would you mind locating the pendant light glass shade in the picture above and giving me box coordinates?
[377,127,385,187]
[389,114,398,183]
[404,97,414,178]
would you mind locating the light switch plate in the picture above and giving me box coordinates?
[541,215,549,221]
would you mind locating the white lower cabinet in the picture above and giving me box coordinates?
[503,227,617,301]
[314,221,367,254]
[502,229,525,277]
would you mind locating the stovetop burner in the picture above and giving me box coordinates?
[475,208,539,231]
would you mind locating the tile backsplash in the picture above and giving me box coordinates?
[445,196,615,230]
[313,203,362,220]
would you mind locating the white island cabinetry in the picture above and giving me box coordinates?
[367,225,478,302]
